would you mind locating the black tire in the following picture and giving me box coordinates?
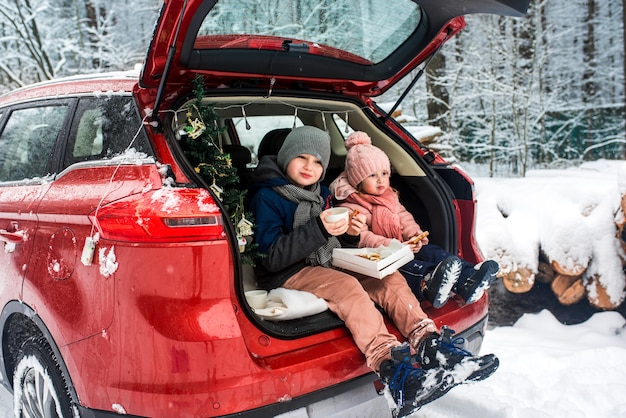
[13,337,74,418]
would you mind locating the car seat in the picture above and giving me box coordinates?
[223,144,252,188]
[257,128,291,158]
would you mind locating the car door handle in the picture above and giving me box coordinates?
[0,229,26,244]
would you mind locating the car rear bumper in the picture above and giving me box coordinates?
[76,373,391,418]
[229,373,392,418]
[76,314,489,418]
[455,313,489,355]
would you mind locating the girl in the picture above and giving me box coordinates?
[330,131,499,309]
[249,126,498,416]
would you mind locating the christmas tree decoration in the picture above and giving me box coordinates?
[180,75,260,264]
[184,105,207,139]
[209,181,223,201]
[237,216,254,237]
[237,235,247,253]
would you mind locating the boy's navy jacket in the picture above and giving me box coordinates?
[249,155,359,289]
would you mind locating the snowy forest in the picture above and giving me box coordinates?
[0,0,625,176]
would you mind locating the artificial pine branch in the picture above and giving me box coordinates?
[180,75,261,265]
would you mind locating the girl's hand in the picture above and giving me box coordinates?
[346,211,366,236]
[406,240,424,253]
[320,212,349,236]
[403,231,429,253]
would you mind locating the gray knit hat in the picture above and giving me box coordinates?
[277,126,331,178]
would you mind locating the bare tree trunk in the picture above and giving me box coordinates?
[85,2,107,69]
[583,0,597,99]
[426,53,449,133]
[538,0,548,164]
[488,18,497,178]
[583,0,597,154]
[86,2,101,68]
[516,17,529,176]
[623,0,626,155]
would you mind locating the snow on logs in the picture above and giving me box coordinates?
[492,190,626,310]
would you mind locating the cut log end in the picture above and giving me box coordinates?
[586,274,625,310]
[501,268,535,293]
[550,274,585,305]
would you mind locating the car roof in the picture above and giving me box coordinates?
[140,0,529,96]
[0,70,139,107]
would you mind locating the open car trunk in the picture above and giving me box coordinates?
[169,90,486,352]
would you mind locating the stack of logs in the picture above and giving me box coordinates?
[500,193,626,310]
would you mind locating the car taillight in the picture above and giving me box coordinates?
[91,188,226,243]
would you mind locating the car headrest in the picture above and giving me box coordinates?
[257,128,291,158]
[223,144,252,167]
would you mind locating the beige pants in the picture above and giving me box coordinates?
[283,266,437,371]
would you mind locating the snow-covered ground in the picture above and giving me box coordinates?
[417,309,626,417]
[1,161,625,417]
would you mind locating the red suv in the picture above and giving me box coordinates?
[0,1,528,417]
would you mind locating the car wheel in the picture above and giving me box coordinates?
[13,337,74,418]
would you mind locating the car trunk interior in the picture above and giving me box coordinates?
[166,92,458,338]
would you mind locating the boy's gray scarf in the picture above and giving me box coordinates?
[273,183,340,267]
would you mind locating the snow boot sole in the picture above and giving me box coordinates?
[423,256,463,308]
[457,260,499,304]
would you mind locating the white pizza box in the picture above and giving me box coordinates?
[331,243,413,279]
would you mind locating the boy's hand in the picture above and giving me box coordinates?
[320,212,349,236]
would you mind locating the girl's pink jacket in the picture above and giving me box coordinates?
[330,172,424,248]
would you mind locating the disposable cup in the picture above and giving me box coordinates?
[245,290,268,309]
[323,207,349,223]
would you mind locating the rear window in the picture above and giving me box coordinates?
[196,0,422,64]
[233,115,303,166]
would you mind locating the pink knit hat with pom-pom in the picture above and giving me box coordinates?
[344,131,390,187]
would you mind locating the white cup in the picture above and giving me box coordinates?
[245,290,268,309]
[323,207,349,223]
